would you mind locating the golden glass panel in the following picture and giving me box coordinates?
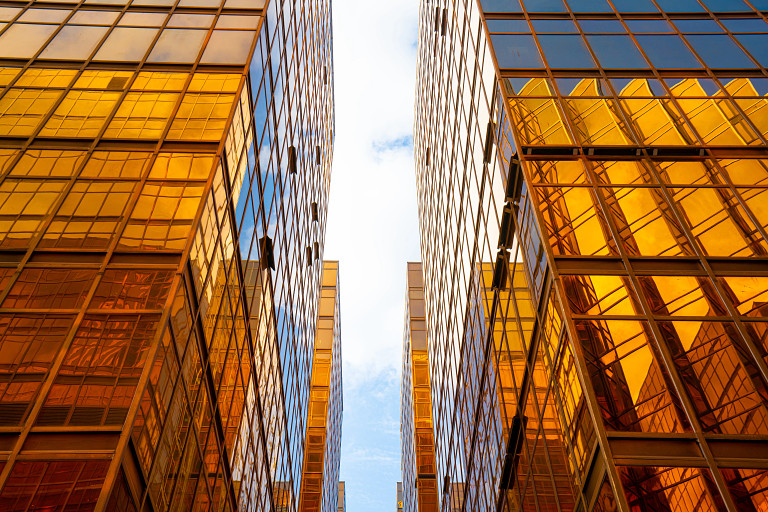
[0,179,67,247]
[723,78,768,140]
[720,468,768,511]
[10,150,87,177]
[619,466,722,511]
[577,319,687,433]
[0,67,21,88]
[618,79,694,145]
[528,160,587,184]
[15,68,77,88]
[74,70,133,90]
[507,78,573,145]
[80,151,152,179]
[94,27,159,62]
[103,92,179,139]
[149,153,214,180]
[720,277,768,317]
[39,90,121,138]
[639,275,725,317]
[592,160,653,186]
[0,89,63,137]
[0,24,58,59]
[655,160,712,185]
[563,79,635,145]
[19,8,70,22]
[117,11,166,27]
[188,73,242,93]
[39,25,109,60]
[671,187,767,256]
[562,275,640,316]
[69,10,120,25]
[167,93,235,141]
[718,159,768,186]
[131,72,187,91]
[0,149,19,175]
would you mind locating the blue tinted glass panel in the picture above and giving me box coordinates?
[522,0,567,12]
[487,19,530,33]
[579,19,625,33]
[626,19,674,33]
[722,18,768,32]
[538,34,596,67]
[531,19,578,32]
[750,0,768,8]
[481,0,523,12]
[611,0,658,12]
[565,0,613,11]
[701,0,753,11]
[586,35,649,68]
[656,0,707,10]
[636,35,702,68]
[673,19,723,32]
[735,34,768,66]
[491,34,545,68]
[686,34,756,67]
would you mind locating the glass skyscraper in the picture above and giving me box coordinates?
[411,0,768,511]
[0,0,340,510]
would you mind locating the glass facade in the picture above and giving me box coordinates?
[0,0,337,509]
[299,261,343,512]
[413,0,768,511]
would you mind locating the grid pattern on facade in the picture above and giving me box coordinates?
[0,0,335,509]
[401,262,440,512]
[414,0,768,511]
[298,260,342,512]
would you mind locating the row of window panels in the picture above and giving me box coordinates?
[488,16,768,34]
[504,79,768,148]
[527,181,768,258]
[482,0,768,14]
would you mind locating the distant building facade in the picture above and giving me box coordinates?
[0,0,337,510]
[411,0,768,511]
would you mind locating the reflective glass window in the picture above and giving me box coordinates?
[522,0,567,11]
[701,0,753,10]
[656,0,707,10]
[626,19,674,33]
[19,8,70,22]
[69,10,119,25]
[0,24,58,59]
[481,0,522,11]
[531,19,577,32]
[0,7,21,21]
[215,15,260,29]
[735,34,768,66]
[486,19,530,33]
[95,27,158,61]
[565,0,612,12]
[201,30,256,64]
[636,35,701,68]
[586,35,649,68]
[579,19,625,33]
[538,34,595,68]
[610,0,658,12]
[490,34,544,68]
[722,18,768,32]
[117,12,166,26]
[39,25,109,60]
[167,13,215,28]
[685,34,756,67]
[673,19,723,32]
[147,29,207,63]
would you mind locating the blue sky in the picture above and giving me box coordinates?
[324,0,420,510]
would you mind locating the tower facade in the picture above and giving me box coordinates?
[0,0,335,510]
[413,0,768,511]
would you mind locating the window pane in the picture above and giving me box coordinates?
[0,24,58,59]
[611,0,658,12]
[538,34,595,68]
[636,35,701,68]
[147,29,207,63]
[0,7,22,21]
[19,8,70,22]
[480,0,523,12]
[522,0,567,12]
[531,19,577,32]
[490,34,544,68]
[94,27,158,61]
[656,0,707,10]
[722,18,768,32]
[626,19,673,33]
[579,19,625,33]
[685,34,756,67]
[565,0,612,12]
[39,25,108,60]
[701,0,753,11]
[117,12,166,26]
[486,19,529,33]
[201,30,256,65]
[735,34,768,66]
[673,18,723,32]
[167,13,214,27]
[69,10,119,25]
[586,35,649,68]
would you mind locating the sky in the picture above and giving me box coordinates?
[323,0,421,510]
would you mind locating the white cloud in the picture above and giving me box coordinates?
[323,1,420,509]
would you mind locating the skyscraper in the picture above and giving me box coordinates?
[412,0,768,511]
[0,0,337,510]
[299,261,343,512]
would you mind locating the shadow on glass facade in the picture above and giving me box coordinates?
[0,0,337,510]
[412,0,768,511]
